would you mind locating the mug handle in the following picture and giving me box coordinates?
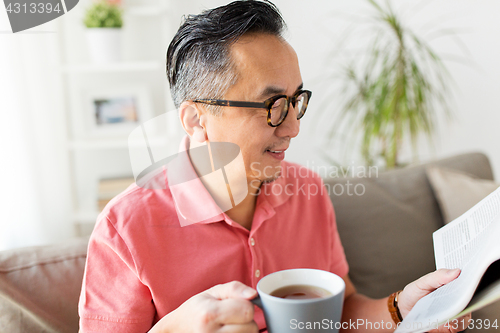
[251,295,263,309]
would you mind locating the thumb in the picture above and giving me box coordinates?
[399,268,460,316]
[206,281,257,300]
[413,268,461,295]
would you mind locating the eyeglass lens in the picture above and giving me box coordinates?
[269,92,309,126]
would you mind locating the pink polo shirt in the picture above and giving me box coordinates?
[79,136,349,333]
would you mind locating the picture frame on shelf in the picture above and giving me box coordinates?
[81,85,153,139]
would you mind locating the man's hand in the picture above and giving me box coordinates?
[150,281,258,333]
[398,268,472,333]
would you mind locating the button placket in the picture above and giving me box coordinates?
[249,235,261,284]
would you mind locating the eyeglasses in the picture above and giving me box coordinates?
[193,90,312,127]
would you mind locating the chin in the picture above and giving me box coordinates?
[248,159,283,183]
[262,169,282,184]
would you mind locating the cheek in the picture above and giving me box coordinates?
[240,132,272,158]
[206,121,229,142]
[207,116,274,155]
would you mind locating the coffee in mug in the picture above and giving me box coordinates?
[270,284,332,300]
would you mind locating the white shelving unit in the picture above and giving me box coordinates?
[127,5,169,16]
[60,61,162,73]
[67,135,172,150]
[58,0,177,231]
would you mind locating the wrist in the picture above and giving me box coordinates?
[388,290,403,324]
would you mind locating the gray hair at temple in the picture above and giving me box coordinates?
[166,0,286,114]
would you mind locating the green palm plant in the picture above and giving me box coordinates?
[335,0,453,169]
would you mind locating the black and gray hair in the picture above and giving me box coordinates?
[166,0,286,114]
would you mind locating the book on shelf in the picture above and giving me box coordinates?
[97,177,135,211]
[395,187,500,332]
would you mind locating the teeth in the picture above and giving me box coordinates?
[269,150,283,153]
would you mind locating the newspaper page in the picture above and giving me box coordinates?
[394,188,500,333]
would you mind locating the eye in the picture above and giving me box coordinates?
[272,99,283,109]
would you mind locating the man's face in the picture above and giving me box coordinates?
[202,33,303,183]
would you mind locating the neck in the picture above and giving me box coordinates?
[225,179,261,230]
[188,138,261,230]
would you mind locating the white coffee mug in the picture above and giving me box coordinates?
[252,268,345,333]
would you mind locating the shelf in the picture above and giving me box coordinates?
[68,137,172,150]
[61,61,162,73]
[126,5,168,16]
[68,139,130,150]
[74,210,99,224]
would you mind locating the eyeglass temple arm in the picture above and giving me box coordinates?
[193,99,267,109]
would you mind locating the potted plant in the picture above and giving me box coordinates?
[330,0,454,169]
[83,0,123,64]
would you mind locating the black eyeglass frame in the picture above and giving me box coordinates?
[193,89,312,127]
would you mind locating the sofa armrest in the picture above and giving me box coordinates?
[0,237,88,333]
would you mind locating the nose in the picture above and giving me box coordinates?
[275,102,300,139]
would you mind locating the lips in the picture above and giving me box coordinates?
[264,144,288,153]
[266,148,287,160]
[265,139,289,161]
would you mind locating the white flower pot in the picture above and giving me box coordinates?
[86,28,122,64]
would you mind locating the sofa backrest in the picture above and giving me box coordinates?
[324,152,494,298]
[0,237,88,333]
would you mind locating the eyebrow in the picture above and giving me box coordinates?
[257,83,304,100]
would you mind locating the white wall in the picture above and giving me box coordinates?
[169,0,500,177]
[0,17,73,249]
[2,0,499,248]
[58,0,500,184]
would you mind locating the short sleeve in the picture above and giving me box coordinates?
[79,216,155,333]
[322,180,349,278]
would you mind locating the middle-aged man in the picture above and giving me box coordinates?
[79,1,471,332]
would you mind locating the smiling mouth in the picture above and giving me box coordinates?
[265,149,286,161]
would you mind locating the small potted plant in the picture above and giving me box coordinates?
[83,0,123,64]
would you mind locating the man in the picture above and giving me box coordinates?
[79,1,470,332]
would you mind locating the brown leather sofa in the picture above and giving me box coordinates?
[0,152,497,332]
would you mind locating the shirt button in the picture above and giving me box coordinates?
[250,238,255,246]
[255,269,261,278]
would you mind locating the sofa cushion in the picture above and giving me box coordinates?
[426,166,499,223]
[0,237,88,333]
[324,152,494,299]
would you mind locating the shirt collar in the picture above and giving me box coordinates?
[167,136,225,227]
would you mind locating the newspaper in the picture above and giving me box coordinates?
[394,188,500,333]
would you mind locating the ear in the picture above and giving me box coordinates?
[179,101,207,143]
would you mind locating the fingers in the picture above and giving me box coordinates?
[398,269,461,316]
[218,321,259,333]
[207,281,257,301]
[167,282,258,333]
[203,281,257,326]
[214,298,255,325]
[413,269,461,295]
